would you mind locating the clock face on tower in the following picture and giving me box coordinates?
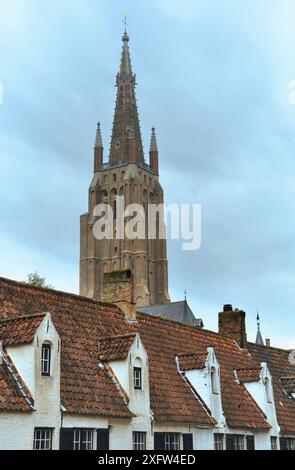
[115,140,121,150]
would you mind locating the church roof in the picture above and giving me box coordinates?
[136,300,203,327]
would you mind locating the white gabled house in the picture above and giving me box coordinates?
[0,277,295,450]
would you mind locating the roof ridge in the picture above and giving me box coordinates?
[248,341,290,353]
[137,311,239,344]
[0,276,124,312]
[0,312,47,323]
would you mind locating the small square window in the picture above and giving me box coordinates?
[271,436,278,450]
[33,428,53,450]
[41,344,51,376]
[164,433,180,450]
[133,432,146,450]
[73,429,93,450]
[214,433,224,450]
[133,367,142,389]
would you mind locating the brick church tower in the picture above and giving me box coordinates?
[80,30,170,307]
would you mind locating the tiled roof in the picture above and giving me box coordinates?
[178,352,208,371]
[98,334,136,361]
[0,354,33,412]
[236,368,261,383]
[280,377,295,395]
[248,343,295,434]
[0,314,46,346]
[0,277,132,419]
[135,313,270,429]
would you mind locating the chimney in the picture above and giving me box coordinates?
[218,305,247,348]
[265,338,271,347]
[103,270,136,321]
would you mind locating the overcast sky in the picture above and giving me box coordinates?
[1,0,295,347]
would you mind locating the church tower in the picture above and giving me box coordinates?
[80,29,170,307]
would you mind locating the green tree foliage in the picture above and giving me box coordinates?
[26,271,53,289]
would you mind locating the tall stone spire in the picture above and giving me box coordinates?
[109,31,144,164]
[255,311,264,346]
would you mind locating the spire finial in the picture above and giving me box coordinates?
[150,126,158,152]
[122,12,129,34]
[255,309,264,345]
[95,122,103,148]
[184,289,187,301]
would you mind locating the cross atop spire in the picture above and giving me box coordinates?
[255,309,264,346]
[122,12,129,34]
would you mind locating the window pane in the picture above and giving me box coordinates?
[133,432,146,450]
[41,344,51,376]
[73,429,93,451]
[33,428,52,450]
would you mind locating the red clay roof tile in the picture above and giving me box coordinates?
[0,314,46,346]
[0,277,132,419]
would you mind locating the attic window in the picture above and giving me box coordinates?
[41,344,51,377]
[133,367,142,390]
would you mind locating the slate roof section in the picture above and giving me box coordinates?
[0,353,33,412]
[98,334,136,361]
[0,314,46,347]
[137,300,203,328]
[248,342,295,434]
[177,352,208,371]
[0,276,132,419]
[135,313,270,429]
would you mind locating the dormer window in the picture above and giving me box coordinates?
[133,367,142,390]
[41,343,51,377]
[210,366,218,394]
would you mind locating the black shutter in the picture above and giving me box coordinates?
[226,434,235,450]
[279,437,287,450]
[97,428,109,450]
[154,432,165,450]
[246,435,255,450]
[59,428,74,450]
[183,433,193,450]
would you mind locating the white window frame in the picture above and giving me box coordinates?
[164,433,180,450]
[214,433,224,450]
[73,429,93,450]
[33,428,53,450]
[133,432,146,450]
[41,343,51,376]
[286,438,295,451]
[234,435,245,451]
[133,367,142,390]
